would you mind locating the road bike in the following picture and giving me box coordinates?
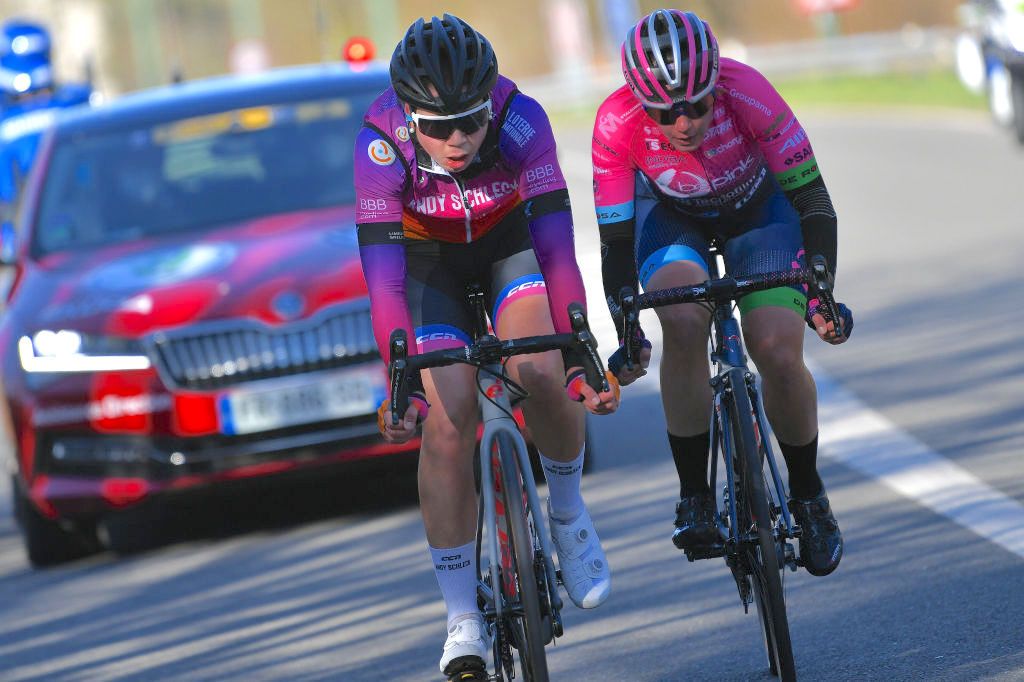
[618,252,844,682]
[388,287,609,682]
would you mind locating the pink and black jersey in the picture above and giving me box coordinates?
[593,58,821,225]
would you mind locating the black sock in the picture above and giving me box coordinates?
[668,431,711,498]
[778,434,823,499]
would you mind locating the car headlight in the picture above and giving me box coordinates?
[19,330,151,373]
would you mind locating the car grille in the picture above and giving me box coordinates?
[148,299,379,390]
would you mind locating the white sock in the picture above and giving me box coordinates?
[429,540,479,629]
[540,444,586,522]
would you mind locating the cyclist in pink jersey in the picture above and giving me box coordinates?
[593,9,853,577]
[355,14,619,679]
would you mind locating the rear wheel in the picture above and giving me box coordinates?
[11,476,100,567]
[496,431,549,681]
[728,378,796,681]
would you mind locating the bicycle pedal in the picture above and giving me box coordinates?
[444,656,488,682]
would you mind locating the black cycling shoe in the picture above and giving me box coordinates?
[444,656,488,681]
[788,490,843,576]
[672,493,718,549]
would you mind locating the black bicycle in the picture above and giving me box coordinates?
[618,253,844,682]
[389,289,609,682]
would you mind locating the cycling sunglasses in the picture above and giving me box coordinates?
[410,99,492,140]
[645,95,712,125]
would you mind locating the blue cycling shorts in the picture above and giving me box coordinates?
[634,174,807,317]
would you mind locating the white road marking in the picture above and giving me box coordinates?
[813,359,1024,560]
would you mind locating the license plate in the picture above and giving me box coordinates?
[218,366,386,435]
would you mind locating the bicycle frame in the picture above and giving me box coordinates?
[701,253,798,574]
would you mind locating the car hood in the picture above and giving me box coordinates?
[17,206,369,338]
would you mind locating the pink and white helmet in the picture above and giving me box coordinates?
[621,9,719,109]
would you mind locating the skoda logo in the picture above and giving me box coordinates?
[271,291,305,320]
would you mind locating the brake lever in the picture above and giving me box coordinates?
[388,330,410,427]
[568,303,609,393]
[620,287,640,371]
[809,256,844,338]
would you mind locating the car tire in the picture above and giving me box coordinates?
[99,505,167,556]
[11,476,101,568]
[1011,68,1024,145]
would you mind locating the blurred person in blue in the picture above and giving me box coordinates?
[0,19,92,231]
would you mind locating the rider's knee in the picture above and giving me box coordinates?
[658,305,707,348]
[746,332,804,377]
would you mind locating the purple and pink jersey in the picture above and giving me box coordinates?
[593,58,821,226]
[354,75,586,362]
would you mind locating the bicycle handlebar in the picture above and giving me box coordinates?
[387,303,608,425]
[620,263,843,367]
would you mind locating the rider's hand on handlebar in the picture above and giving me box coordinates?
[607,329,652,386]
[806,299,854,345]
[376,392,430,443]
[565,369,620,415]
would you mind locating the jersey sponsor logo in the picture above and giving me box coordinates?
[593,137,618,155]
[596,200,635,224]
[394,125,410,142]
[783,146,814,166]
[525,163,556,184]
[597,111,625,137]
[368,139,396,166]
[643,156,682,169]
[655,169,712,199]
[728,88,773,118]
[704,136,743,158]
[359,198,389,212]
[416,330,461,344]
[645,139,675,151]
[779,129,808,153]
[705,117,734,139]
[762,112,788,138]
[503,111,536,148]
[764,116,795,142]
[710,154,757,191]
[505,279,546,297]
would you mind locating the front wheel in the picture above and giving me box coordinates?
[728,379,796,681]
[496,431,549,682]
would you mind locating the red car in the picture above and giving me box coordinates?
[0,63,417,566]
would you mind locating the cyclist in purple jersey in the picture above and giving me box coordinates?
[593,9,853,577]
[354,14,619,679]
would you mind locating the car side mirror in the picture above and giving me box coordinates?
[0,221,17,266]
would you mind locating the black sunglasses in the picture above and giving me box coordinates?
[646,95,712,125]
[410,100,492,140]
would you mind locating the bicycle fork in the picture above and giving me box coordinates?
[476,365,564,635]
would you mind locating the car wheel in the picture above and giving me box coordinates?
[99,504,167,556]
[1011,69,1024,145]
[11,476,101,568]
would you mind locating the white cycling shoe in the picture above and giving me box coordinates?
[548,503,611,609]
[439,615,489,676]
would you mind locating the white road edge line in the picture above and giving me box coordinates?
[812,358,1024,560]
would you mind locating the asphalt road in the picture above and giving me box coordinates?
[1,109,1022,681]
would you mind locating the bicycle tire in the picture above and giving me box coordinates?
[496,431,550,681]
[728,375,796,681]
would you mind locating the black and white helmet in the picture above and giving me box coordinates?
[390,13,498,112]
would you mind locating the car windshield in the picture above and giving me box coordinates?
[32,93,374,257]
